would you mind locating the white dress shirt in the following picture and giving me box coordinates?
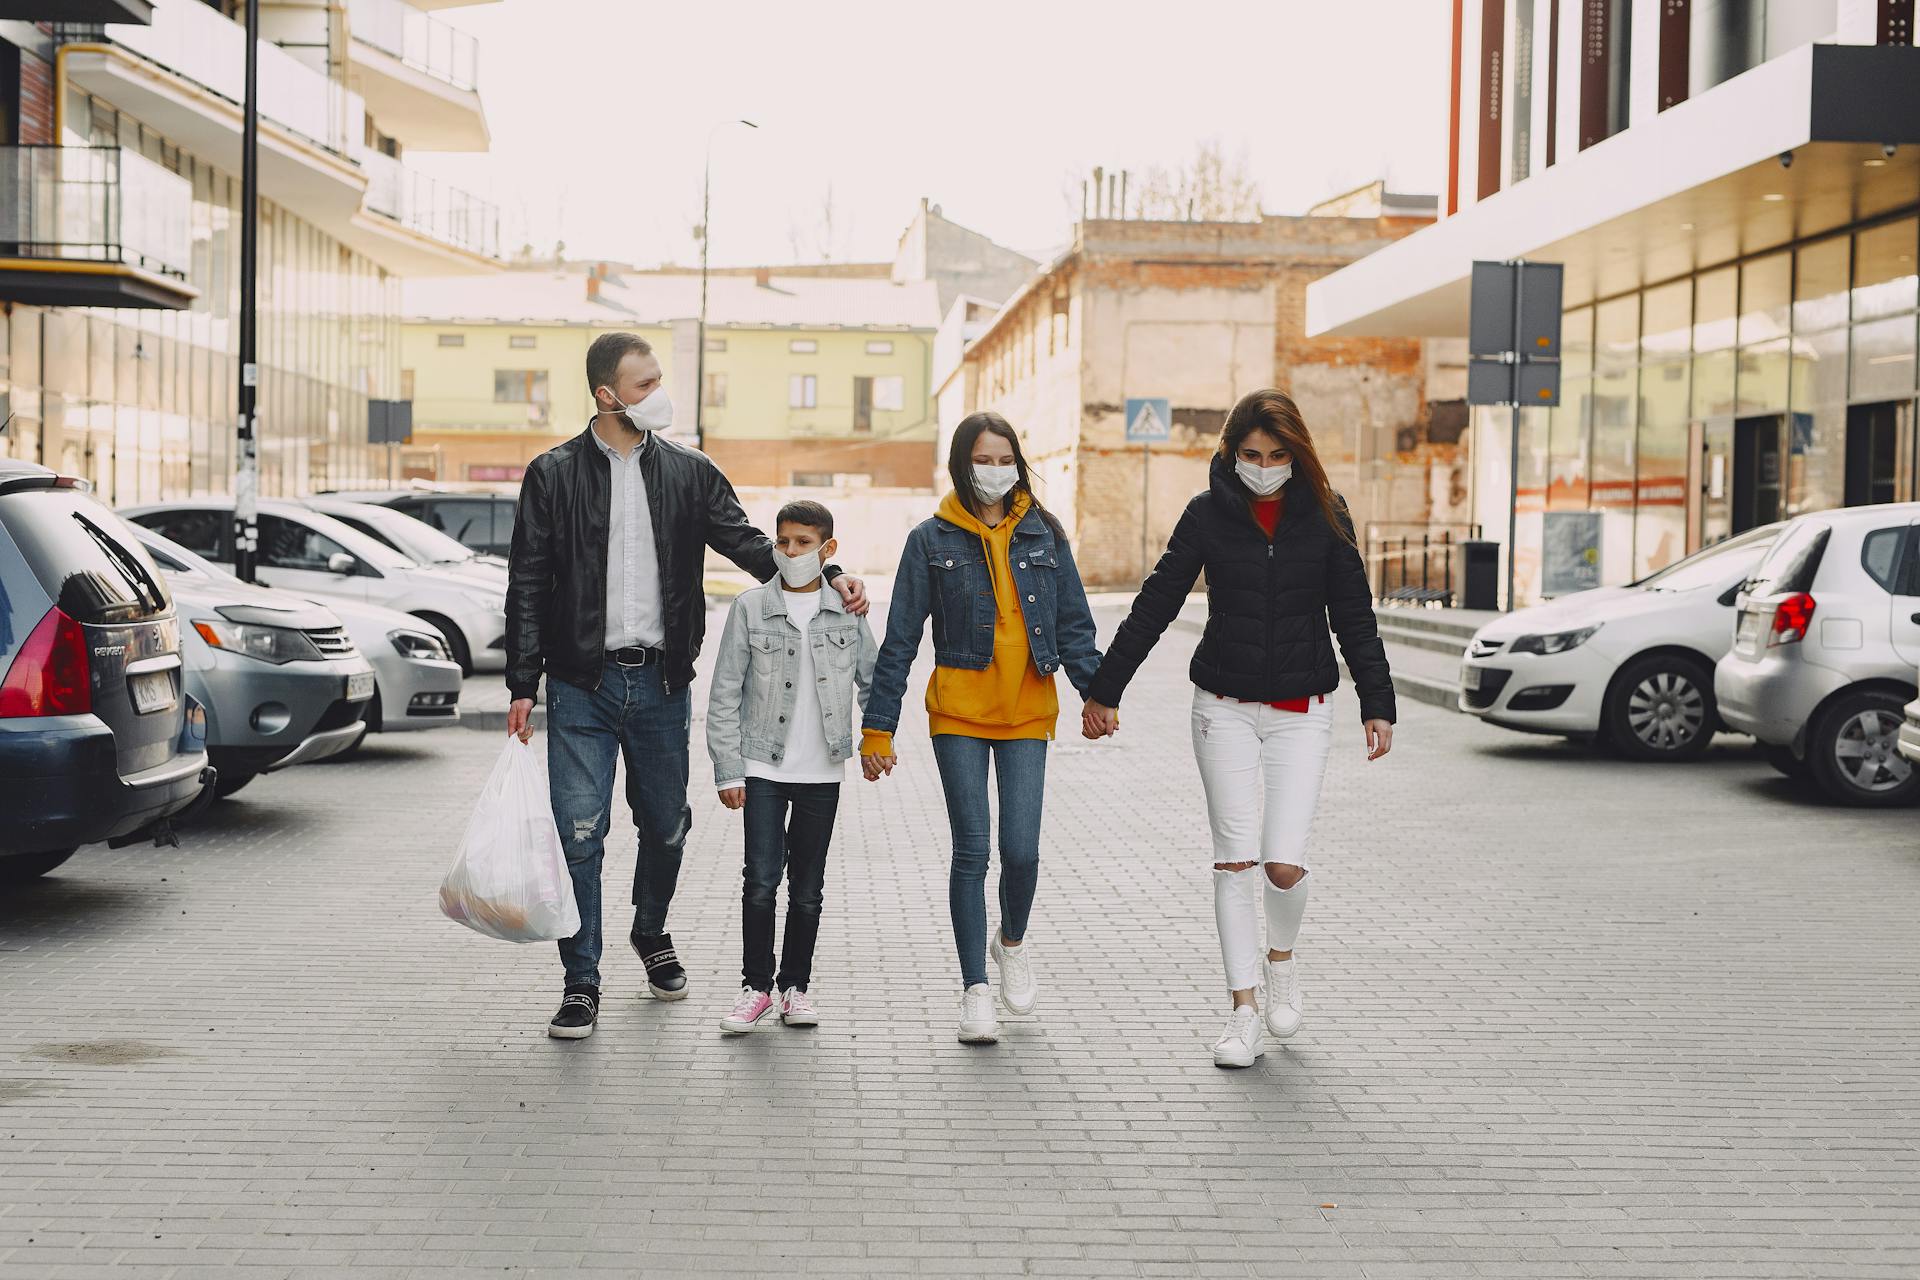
[593,424,664,650]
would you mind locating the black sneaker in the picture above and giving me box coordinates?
[632,930,689,1001]
[547,983,599,1039]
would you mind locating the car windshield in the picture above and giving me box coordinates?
[1634,525,1780,592]
[1745,520,1831,597]
[289,509,417,570]
[364,508,474,564]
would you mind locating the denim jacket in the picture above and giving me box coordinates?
[864,503,1102,735]
[707,582,877,785]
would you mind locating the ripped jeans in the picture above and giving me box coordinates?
[546,661,692,990]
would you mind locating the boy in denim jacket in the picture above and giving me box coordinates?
[706,500,877,1032]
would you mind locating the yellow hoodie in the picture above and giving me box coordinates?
[861,491,1057,757]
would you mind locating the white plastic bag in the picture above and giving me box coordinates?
[439,737,581,943]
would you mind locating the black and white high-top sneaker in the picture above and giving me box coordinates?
[632,930,689,1000]
[548,983,599,1039]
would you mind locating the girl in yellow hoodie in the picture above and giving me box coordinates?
[860,413,1103,1044]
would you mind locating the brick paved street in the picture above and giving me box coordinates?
[3,603,1918,1278]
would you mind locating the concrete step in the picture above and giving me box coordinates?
[1374,605,1493,643]
[1377,620,1471,656]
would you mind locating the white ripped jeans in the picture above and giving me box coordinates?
[1191,686,1333,991]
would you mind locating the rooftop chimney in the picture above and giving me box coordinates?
[754,267,771,288]
[586,274,600,301]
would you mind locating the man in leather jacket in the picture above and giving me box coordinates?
[506,332,867,1040]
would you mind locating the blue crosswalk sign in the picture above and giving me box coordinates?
[1124,398,1171,444]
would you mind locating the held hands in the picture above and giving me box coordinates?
[506,697,535,743]
[718,786,746,811]
[831,573,871,616]
[1364,719,1394,761]
[860,751,897,782]
[1082,700,1119,740]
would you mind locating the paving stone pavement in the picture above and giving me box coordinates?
[2,602,1918,1279]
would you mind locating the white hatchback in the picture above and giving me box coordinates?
[120,499,509,675]
[1459,524,1781,760]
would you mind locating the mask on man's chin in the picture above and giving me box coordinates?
[601,386,674,433]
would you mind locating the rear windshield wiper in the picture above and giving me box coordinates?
[73,512,167,613]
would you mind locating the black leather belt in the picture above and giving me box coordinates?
[606,646,662,667]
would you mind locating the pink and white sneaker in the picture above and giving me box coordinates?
[719,986,775,1034]
[779,987,819,1027]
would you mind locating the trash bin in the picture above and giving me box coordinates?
[1461,539,1500,611]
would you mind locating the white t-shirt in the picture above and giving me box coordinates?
[743,588,842,786]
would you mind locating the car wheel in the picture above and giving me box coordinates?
[417,612,472,676]
[1807,690,1919,807]
[1603,653,1716,762]
[0,847,78,883]
[1763,744,1809,779]
[214,770,258,799]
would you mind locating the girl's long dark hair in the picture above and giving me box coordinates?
[948,411,1064,536]
[1217,389,1355,546]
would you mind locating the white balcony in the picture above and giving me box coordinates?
[0,145,196,309]
[347,0,490,152]
[65,0,368,227]
[339,148,501,275]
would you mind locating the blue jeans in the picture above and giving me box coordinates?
[741,778,840,993]
[546,662,691,989]
[929,735,1048,989]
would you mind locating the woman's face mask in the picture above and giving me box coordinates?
[973,464,1020,502]
[1235,457,1292,497]
[601,385,673,433]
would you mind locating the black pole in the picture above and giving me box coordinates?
[233,0,260,582]
[693,147,710,452]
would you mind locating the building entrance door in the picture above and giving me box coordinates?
[1845,400,1913,507]
[1732,415,1782,533]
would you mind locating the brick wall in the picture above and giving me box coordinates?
[19,52,53,145]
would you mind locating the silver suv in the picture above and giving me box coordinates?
[1715,502,1920,806]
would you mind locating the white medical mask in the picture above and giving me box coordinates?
[774,548,822,589]
[601,386,673,433]
[973,464,1019,503]
[1235,458,1292,496]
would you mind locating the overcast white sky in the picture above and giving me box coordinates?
[410,0,1451,268]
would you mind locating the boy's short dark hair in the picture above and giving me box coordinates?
[775,499,834,541]
[586,332,653,392]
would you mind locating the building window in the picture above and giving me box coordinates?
[789,374,817,408]
[400,369,415,400]
[437,333,464,348]
[704,371,727,409]
[509,335,536,349]
[706,337,727,352]
[494,370,550,404]
[789,338,818,354]
[873,375,904,411]
[865,339,894,355]
[792,471,835,487]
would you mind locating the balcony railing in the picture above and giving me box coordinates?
[67,0,361,155]
[349,0,479,92]
[0,146,193,280]
[359,149,500,259]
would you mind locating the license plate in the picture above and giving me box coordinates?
[1459,664,1483,692]
[346,670,376,702]
[130,670,176,714]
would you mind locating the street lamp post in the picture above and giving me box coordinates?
[234,0,261,582]
[693,119,757,452]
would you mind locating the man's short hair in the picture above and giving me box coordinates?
[586,332,653,392]
[775,499,834,541]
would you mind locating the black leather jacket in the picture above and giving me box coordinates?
[506,425,835,700]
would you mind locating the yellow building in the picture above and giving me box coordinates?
[400,264,941,486]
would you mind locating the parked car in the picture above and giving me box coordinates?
[1458,524,1783,760]
[0,460,214,881]
[133,525,462,739]
[320,487,516,560]
[1716,502,1920,807]
[300,496,508,590]
[119,498,508,675]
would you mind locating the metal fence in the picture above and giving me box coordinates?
[0,146,193,279]
[1364,523,1483,607]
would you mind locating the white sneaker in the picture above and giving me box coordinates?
[990,930,1036,1015]
[1212,1006,1266,1068]
[1264,957,1303,1039]
[957,983,1000,1043]
[779,986,819,1027]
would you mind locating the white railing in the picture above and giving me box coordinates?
[0,146,193,279]
[348,0,479,92]
[357,148,500,259]
[106,0,354,153]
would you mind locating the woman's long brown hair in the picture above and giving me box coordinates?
[1216,389,1355,547]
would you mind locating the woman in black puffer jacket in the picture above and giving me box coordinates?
[1084,388,1395,1068]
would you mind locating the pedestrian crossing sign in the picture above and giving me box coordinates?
[1124,397,1171,443]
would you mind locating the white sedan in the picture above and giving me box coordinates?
[1459,524,1781,760]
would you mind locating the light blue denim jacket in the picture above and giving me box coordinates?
[706,581,877,786]
[863,503,1102,736]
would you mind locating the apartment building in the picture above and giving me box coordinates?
[0,0,500,504]
[1309,1,1920,602]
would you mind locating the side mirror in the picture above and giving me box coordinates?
[326,552,357,575]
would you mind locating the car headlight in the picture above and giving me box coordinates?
[1508,624,1601,655]
[390,629,450,661]
[192,618,326,664]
